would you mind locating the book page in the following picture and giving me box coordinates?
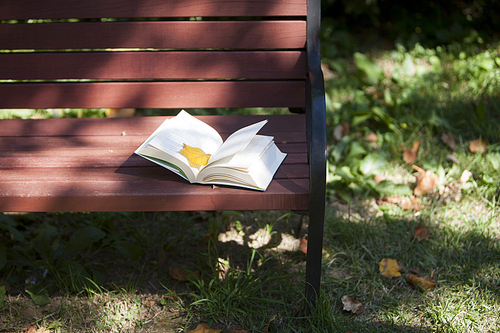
[209,119,268,163]
[148,110,223,158]
[203,135,273,171]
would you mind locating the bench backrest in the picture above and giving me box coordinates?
[0,0,314,110]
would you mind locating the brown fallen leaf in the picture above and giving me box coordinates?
[405,272,437,291]
[403,141,420,164]
[412,165,439,196]
[374,173,385,184]
[469,138,488,153]
[25,327,50,333]
[441,133,456,150]
[409,268,421,274]
[341,295,364,315]
[105,108,136,118]
[384,194,403,204]
[379,258,401,278]
[365,132,378,142]
[402,197,420,211]
[264,314,277,333]
[299,237,308,254]
[413,225,430,241]
[460,170,472,185]
[169,267,200,282]
[25,327,37,333]
[188,323,222,333]
[169,266,189,281]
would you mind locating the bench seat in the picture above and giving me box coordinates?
[0,115,309,212]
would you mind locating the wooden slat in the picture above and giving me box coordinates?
[0,0,307,20]
[0,136,308,150]
[0,21,306,50]
[0,152,307,168]
[0,179,309,212]
[0,163,309,181]
[0,81,306,109]
[0,115,306,137]
[0,51,306,80]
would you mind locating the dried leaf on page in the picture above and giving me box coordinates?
[180,143,212,169]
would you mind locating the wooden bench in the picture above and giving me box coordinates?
[0,0,327,305]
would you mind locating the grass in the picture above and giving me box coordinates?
[2,9,500,333]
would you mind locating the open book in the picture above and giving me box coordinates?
[135,110,287,191]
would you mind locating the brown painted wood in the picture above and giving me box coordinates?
[0,179,309,212]
[0,115,306,137]
[0,152,307,168]
[0,51,306,80]
[0,0,307,20]
[0,163,309,182]
[0,115,310,212]
[0,21,306,50]
[0,81,306,109]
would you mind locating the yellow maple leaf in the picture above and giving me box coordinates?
[179,143,211,169]
[379,258,401,278]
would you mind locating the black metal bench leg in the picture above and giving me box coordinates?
[305,194,325,312]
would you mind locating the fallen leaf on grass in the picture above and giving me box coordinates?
[169,267,200,281]
[460,170,472,185]
[299,237,308,254]
[441,133,456,150]
[169,267,189,281]
[469,138,488,153]
[188,323,222,333]
[379,258,401,278]
[25,327,50,333]
[412,165,439,196]
[403,141,420,164]
[405,272,437,291]
[341,295,364,315]
[374,173,385,184]
[413,225,430,241]
[365,132,378,142]
[264,314,277,333]
[402,197,420,211]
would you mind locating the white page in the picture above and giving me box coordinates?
[209,119,268,163]
[203,135,273,171]
[148,110,223,158]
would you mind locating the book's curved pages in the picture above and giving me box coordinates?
[135,110,287,191]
